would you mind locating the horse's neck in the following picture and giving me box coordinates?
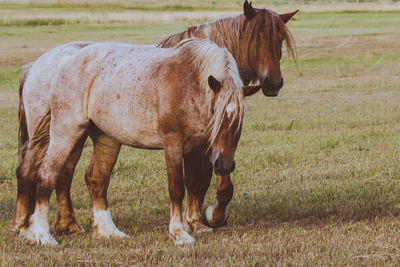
[201,16,253,85]
[159,15,253,84]
[202,17,239,53]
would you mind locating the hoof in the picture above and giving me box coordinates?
[170,230,195,246]
[93,209,129,239]
[10,213,30,234]
[205,204,229,228]
[93,227,128,239]
[192,223,213,235]
[186,220,213,235]
[21,225,58,245]
[183,212,213,235]
[10,220,28,234]
[55,220,85,235]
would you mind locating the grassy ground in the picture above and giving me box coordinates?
[1,4,400,265]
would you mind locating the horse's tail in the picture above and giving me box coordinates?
[29,110,51,168]
[18,64,32,161]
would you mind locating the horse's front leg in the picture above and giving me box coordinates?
[85,133,126,238]
[54,134,87,235]
[164,142,195,245]
[183,148,213,234]
[204,174,233,228]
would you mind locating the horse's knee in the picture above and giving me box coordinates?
[36,181,55,203]
[36,169,57,205]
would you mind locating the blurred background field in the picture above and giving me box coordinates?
[0,0,400,265]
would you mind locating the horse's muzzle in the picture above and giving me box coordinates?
[214,159,236,176]
[261,78,283,97]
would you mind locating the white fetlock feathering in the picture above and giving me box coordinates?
[93,208,128,238]
[169,214,195,246]
[22,205,58,245]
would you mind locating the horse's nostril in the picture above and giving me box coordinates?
[261,77,284,97]
[214,158,222,170]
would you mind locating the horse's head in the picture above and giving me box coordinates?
[207,75,244,176]
[241,0,298,97]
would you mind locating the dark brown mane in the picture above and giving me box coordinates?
[158,9,296,85]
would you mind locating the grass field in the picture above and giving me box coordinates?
[1,2,400,265]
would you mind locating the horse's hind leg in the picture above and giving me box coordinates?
[183,148,213,234]
[21,126,86,245]
[85,133,125,238]
[12,153,38,233]
[54,134,87,235]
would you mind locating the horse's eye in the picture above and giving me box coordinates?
[211,108,215,115]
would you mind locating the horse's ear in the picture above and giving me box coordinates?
[279,10,299,23]
[243,0,257,20]
[208,75,221,93]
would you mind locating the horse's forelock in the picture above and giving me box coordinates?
[243,9,296,67]
[175,39,244,147]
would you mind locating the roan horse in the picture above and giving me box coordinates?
[13,0,297,240]
[17,39,245,245]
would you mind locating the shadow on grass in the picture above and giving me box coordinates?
[112,179,400,233]
[2,180,400,233]
[227,180,400,227]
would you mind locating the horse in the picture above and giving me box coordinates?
[17,39,246,245]
[13,0,297,238]
[158,0,297,229]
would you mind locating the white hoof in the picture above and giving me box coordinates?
[205,204,229,227]
[172,230,195,246]
[21,224,58,245]
[93,209,128,238]
[94,227,128,238]
[21,208,58,245]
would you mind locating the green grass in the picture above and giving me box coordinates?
[1,5,400,265]
[0,67,21,88]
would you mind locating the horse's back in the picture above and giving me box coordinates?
[52,42,174,149]
[23,41,93,137]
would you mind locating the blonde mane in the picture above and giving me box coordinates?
[159,10,296,85]
[175,38,245,146]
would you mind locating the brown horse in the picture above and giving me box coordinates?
[159,0,297,96]
[17,39,245,245]
[14,1,297,238]
[158,1,297,228]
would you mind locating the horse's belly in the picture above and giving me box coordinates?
[113,126,163,149]
[91,113,163,149]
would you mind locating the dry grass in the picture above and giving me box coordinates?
[0,5,400,266]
